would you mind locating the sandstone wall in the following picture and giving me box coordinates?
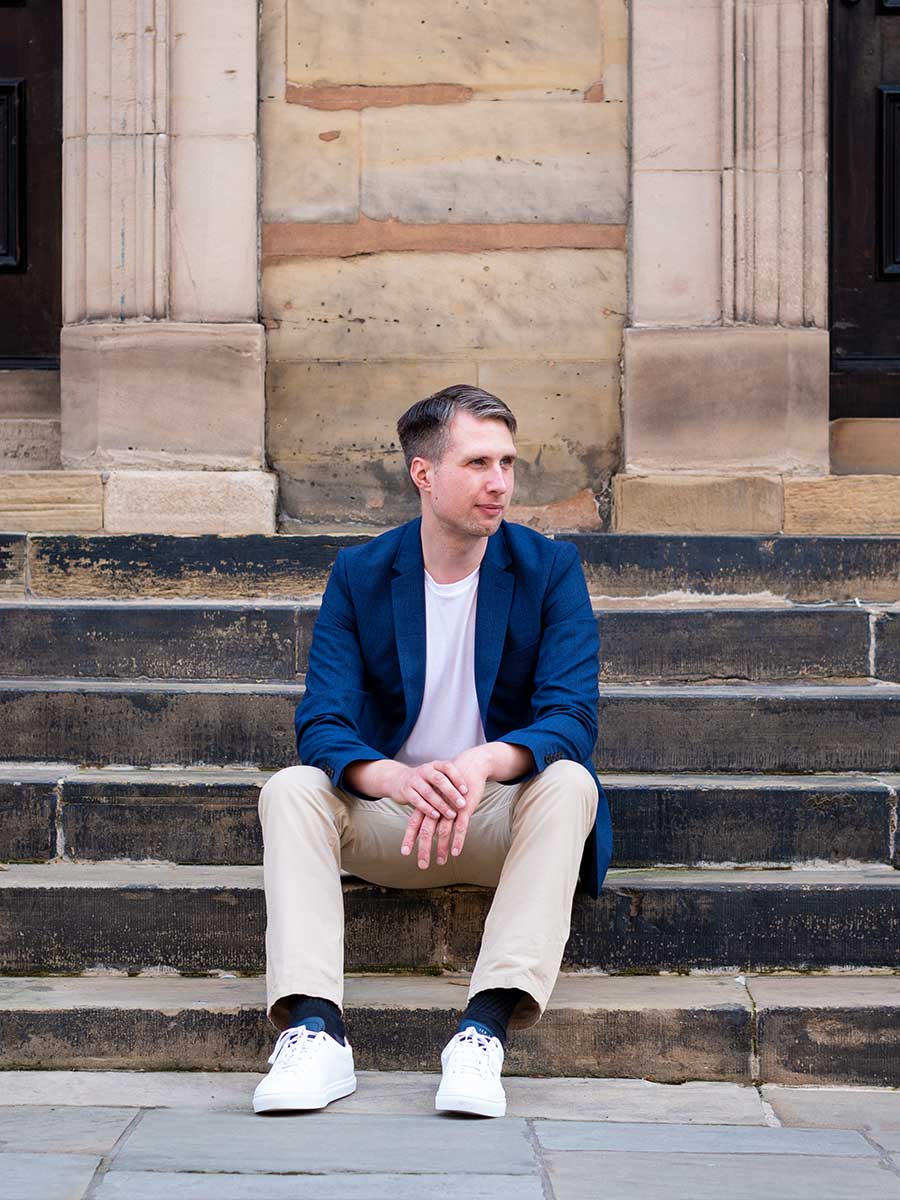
[260,0,627,529]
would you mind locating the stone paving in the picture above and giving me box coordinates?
[0,1072,898,1200]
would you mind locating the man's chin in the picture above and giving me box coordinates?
[473,512,504,535]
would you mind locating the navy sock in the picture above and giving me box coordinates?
[458,988,525,1047]
[284,994,346,1045]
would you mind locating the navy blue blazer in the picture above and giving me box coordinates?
[294,517,612,897]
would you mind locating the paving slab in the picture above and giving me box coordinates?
[544,1151,900,1200]
[112,1110,537,1176]
[0,1152,100,1200]
[93,1172,545,1200]
[870,1130,900,1152]
[762,1085,900,1130]
[534,1120,873,1155]
[0,1071,768,1124]
[0,1105,135,1153]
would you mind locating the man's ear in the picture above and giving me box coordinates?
[409,455,432,494]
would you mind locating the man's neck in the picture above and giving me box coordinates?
[420,510,488,584]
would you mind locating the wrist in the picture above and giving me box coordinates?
[344,757,403,799]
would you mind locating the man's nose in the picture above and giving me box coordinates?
[486,465,507,493]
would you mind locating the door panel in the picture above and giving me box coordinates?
[0,0,62,364]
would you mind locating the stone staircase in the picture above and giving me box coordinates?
[0,531,899,1087]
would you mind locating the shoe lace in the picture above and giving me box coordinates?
[449,1029,501,1079]
[268,1025,325,1069]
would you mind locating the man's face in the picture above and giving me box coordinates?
[415,410,517,538]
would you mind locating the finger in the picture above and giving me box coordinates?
[416,815,438,869]
[451,809,470,858]
[433,761,470,806]
[435,815,455,866]
[419,773,461,819]
[404,785,443,823]
[401,808,425,857]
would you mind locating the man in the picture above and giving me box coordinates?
[254,384,612,1117]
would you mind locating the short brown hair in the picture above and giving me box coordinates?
[396,384,517,469]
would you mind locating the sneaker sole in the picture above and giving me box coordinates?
[253,1073,357,1114]
[434,1090,506,1118]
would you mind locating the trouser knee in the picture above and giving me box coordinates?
[258,765,336,831]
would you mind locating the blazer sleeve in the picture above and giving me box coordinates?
[496,540,599,774]
[294,548,388,789]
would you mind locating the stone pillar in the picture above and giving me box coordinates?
[622,0,829,491]
[59,0,275,533]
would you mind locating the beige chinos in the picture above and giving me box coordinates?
[259,758,598,1033]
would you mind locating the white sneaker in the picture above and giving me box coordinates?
[253,1024,357,1114]
[434,1027,506,1117]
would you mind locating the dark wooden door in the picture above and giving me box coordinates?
[831,0,900,416]
[0,0,62,366]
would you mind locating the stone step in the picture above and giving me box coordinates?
[5,532,900,601]
[4,679,900,771]
[0,972,896,1086]
[2,765,895,869]
[0,600,888,683]
[1,862,898,975]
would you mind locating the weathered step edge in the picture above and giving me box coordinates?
[6,680,900,773]
[5,532,900,601]
[0,972,897,1087]
[1,864,899,975]
[0,602,891,684]
[2,766,896,869]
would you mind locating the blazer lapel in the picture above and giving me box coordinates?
[474,526,514,721]
[391,519,427,740]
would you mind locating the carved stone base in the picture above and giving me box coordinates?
[61,323,266,471]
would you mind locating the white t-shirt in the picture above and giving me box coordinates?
[395,565,486,765]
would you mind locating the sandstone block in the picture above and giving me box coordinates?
[170,0,257,136]
[612,475,783,534]
[78,133,166,321]
[286,0,604,91]
[0,420,62,471]
[0,472,103,533]
[260,0,287,101]
[623,327,829,474]
[263,218,625,258]
[0,370,60,417]
[170,136,257,322]
[361,103,626,224]
[477,361,621,499]
[103,471,277,535]
[61,323,266,471]
[831,419,900,476]
[632,170,722,325]
[263,250,625,362]
[632,0,722,171]
[276,455,416,526]
[261,102,359,222]
[267,361,478,462]
[604,0,628,42]
[508,488,601,532]
[604,60,628,103]
[784,476,900,535]
[269,359,622,523]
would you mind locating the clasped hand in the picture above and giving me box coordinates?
[392,747,492,869]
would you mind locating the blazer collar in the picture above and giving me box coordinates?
[390,516,512,577]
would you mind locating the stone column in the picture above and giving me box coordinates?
[59,0,275,534]
[620,0,829,522]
